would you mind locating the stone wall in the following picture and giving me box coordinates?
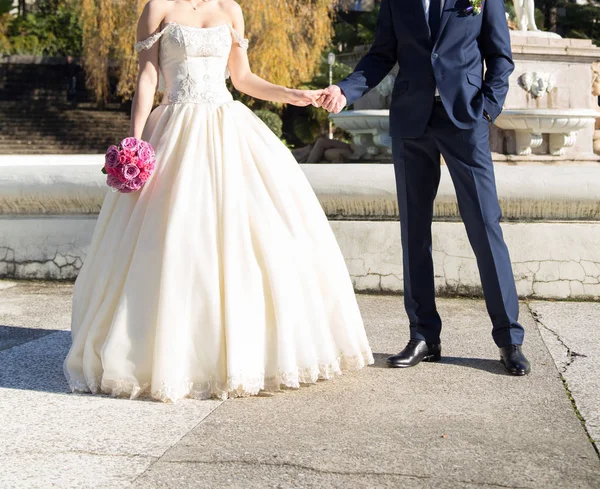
[1,156,599,300]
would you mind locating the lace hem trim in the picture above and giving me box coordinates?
[65,350,374,403]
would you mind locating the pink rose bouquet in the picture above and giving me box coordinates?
[102,137,156,193]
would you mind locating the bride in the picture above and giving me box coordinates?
[63,0,374,402]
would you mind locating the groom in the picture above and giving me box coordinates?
[320,0,530,375]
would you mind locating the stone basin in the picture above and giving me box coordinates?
[494,109,598,156]
[329,110,391,158]
[332,108,599,159]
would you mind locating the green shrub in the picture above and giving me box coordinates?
[254,109,283,138]
[9,33,46,55]
[0,0,12,15]
[4,0,82,56]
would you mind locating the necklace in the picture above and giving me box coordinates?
[187,0,214,10]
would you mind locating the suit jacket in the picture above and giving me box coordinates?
[336,0,515,138]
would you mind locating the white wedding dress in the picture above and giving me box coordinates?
[63,21,373,402]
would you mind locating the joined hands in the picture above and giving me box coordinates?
[287,85,347,113]
[316,85,347,114]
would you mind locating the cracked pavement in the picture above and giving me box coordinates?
[0,281,599,488]
[530,301,600,455]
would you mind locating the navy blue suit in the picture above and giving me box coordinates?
[337,0,524,347]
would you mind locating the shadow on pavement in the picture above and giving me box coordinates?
[0,324,56,352]
[370,352,508,375]
[0,325,72,394]
[438,356,508,375]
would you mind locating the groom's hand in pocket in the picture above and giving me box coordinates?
[319,85,347,114]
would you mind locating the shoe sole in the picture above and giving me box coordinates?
[387,354,442,368]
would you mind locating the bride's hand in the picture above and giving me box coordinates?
[286,89,324,107]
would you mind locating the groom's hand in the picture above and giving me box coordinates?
[318,85,347,114]
[286,89,325,107]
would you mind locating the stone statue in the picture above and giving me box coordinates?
[518,72,556,99]
[592,62,600,97]
[512,0,538,32]
[592,62,600,155]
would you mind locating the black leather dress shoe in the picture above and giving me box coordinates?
[387,339,441,368]
[499,345,531,376]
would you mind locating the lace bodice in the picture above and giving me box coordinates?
[134,22,248,106]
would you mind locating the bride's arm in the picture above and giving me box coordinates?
[129,0,165,138]
[226,3,322,107]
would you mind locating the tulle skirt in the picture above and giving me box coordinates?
[63,100,374,402]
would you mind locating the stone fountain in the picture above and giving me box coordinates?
[1,4,600,300]
[331,5,600,164]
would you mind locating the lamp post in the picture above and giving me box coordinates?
[327,52,336,139]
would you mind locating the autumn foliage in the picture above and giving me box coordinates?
[80,0,337,105]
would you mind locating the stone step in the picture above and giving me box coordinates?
[0,110,129,117]
[0,124,129,132]
[0,141,114,148]
[0,120,128,127]
[0,102,123,110]
[0,146,113,152]
[0,140,107,148]
[0,95,132,154]
[0,149,102,154]
[1,114,127,119]
[0,142,104,150]
[0,117,129,123]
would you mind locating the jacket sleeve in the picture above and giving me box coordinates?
[336,0,398,106]
[479,0,514,122]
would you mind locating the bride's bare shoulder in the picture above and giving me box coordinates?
[136,0,172,41]
[140,0,171,21]
[219,0,243,17]
[219,0,243,26]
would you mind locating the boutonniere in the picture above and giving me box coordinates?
[461,0,483,16]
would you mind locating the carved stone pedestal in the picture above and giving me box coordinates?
[494,109,598,157]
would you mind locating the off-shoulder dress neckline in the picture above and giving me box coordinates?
[161,21,231,31]
[134,20,249,52]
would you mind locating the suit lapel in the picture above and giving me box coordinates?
[436,0,459,43]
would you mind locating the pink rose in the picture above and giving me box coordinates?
[121,163,140,181]
[145,157,156,171]
[130,176,144,190]
[120,137,140,153]
[137,141,154,162]
[106,167,118,178]
[138,170,151,183]
[106,174,124,190]
[105,145,120,170]
[117,169,129,183]
[119,153,131,165]
[121,177,144,193]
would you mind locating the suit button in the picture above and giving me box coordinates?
[432,53,439,59]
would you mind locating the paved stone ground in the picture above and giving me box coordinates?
[530,301,600,454]
[0,280,598,489]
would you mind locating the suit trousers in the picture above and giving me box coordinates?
[392,100,524,347]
